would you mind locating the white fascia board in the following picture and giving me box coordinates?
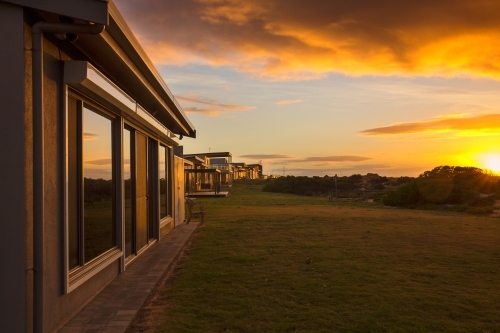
[135,103,173,140]
[108,1,195,135]
[64,60,174,141]
[3,0,108,24]
[65,60,135,114]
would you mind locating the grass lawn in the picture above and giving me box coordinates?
[129,181,500,333]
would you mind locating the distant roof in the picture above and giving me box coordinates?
[184,155,206,164]
[189,152,232,158]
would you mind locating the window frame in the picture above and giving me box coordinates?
[64,89,123,293]
[158,142,174,230]
[122,122,163,267]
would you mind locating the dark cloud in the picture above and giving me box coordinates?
[115,0,500,79]
[83,132,98,140]
[361,113,500,136]
[304,156,372,162]
[270,155,372,164]
[85,159,112,165]
[239,154,294,159]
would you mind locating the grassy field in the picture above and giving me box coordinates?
[129,180,500,333]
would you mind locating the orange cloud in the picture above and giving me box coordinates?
[361,114,500,136]
[196,0,267,25]
[275,99,305,105]
[116,0,500,80]
[176,94,254,116]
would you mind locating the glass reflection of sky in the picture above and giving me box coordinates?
[159,145,166,180]
[83,107,112,180]
[123,129,131,180]
[159,145,167,219]
[82,106,114,262]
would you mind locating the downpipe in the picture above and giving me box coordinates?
[32,21,104,333]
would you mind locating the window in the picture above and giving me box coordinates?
[123,127,133,258]
[123,126,156,261]
[159,144,169,219]
[68,95,117,270]
[66,87,173,290]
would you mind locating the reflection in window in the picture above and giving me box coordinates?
[124,127,133,257]
[82,106,115,262]
[159,145,167,219]
[68,96,79,270]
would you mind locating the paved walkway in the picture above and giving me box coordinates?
[58,222,199,333]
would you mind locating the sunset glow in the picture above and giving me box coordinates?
[483,154,500,174]
[115,0,500,176]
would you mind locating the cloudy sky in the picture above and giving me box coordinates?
[115,0,500,176]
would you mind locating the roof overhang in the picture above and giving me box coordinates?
[190,152,232,158]
[64,60,178,145]
[27,0,196,138]
[3,0,109,24]
[73,2,195,137]
[184,155,206,163]
[185,169,221,174]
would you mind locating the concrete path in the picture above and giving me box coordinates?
[58,222,199,333]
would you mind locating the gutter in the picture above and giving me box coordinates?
[32,21,104,333]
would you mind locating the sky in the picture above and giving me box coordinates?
[114,0,500,177]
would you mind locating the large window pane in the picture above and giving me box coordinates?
[124,128,133,257]
[159,145,167,219]
[68,96,79,270]
[82,106,115,262]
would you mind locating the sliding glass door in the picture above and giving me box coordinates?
[135,131,149,251]
[124,127,151,260]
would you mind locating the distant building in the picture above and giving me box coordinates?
[184,152,233,194]
[247,163,264,179]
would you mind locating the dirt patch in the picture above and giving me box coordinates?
[125,233,199,332]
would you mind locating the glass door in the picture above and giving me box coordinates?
[124,127,149,260]
[135,131,148,252]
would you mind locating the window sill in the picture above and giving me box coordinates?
[67,247,122,293]
[160,215,173,228]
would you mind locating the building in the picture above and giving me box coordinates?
[183,152,232,195]
[247,163,264,179]
[0,1,196,331]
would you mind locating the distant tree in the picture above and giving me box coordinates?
[383,166,500,208]
[396,176,412,185]
[348,174,363,183]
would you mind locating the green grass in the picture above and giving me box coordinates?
[137,181,500,333]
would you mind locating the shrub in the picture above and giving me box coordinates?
[382,181,420,206]
[466,207,495,215]
[468,195,496,207]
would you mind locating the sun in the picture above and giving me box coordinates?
[483,154,500,173]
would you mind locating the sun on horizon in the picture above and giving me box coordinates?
[481,153,500,174]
